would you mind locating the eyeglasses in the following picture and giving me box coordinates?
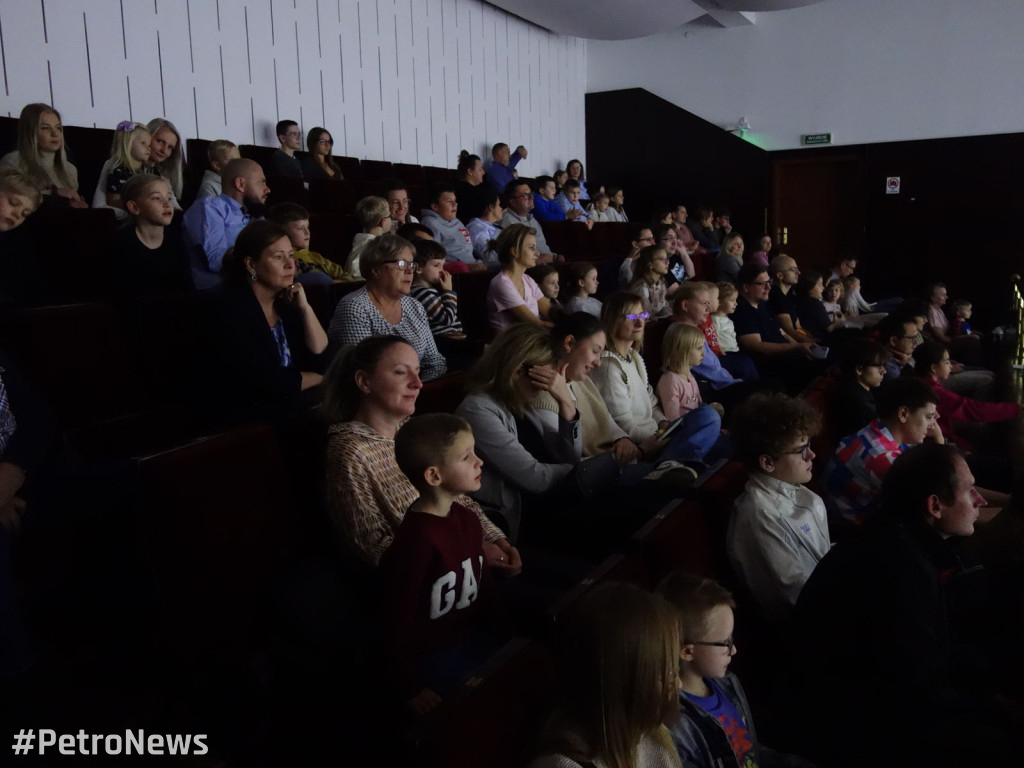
[509,193,531,200]
[687,635,734,651]
[382,259,420,272]
[748,279,773,287]
[781,443,813,461]
[317,138,334,145]
[624,312,650,322]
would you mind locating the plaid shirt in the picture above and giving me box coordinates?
[823,420,904,525]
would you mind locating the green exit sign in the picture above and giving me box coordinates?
[802,133,832,145]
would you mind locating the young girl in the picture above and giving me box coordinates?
[831,338,888,439]
[700,282,723,356]
[528,264,563,321]
[713,282,740,354]
[658,323,723,421]
[628,245,670,319]
[303,126,343,180]
[822,279,845,325]
[0,103,86,207]
[530,582,682,768]
[564,261,602,318]
[553,169,568,193]
[606,186,628,222]
[98,121,153,211]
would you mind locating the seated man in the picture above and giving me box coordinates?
[795,444,1016,767]
[618,224,655,287]
[419,183,485,272]
[822,376,941,525]
[182,158,269,289]
[267,119,303,177]
[500,180,556,264]
[727,392,830,623]
[670,205,699,254]
[531,175,566,222]
[484,142,527,192]
[875,311,919,380]
[766,254,806,339]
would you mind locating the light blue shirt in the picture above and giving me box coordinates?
[693,340,741,389]
[554,192,590,222]
[182,194,251,289]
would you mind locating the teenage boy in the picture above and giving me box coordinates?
[382,414,505,715]
[659,571,817,768]
[554,179,593,229]
[266,202,353,285]
[531,175,566,223]
[344,196,392,279]
[419,183,484,271]
[110,174,192,297]
[196,140,240,200]
[268,119,303,177]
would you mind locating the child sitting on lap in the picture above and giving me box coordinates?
[382,414,504,716]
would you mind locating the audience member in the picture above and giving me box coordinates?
[0,169,45,307]
[532,175,566,222]
[618,225,656,287]
[0,103,86,207]
[465,187,503,266]
[564,159,591,200]
[455,323,579,541]
[345,195,392,279]
[587,192,613,222]
[713,209,732,242]
[926,282,981,362]
[657,323,724,421]
[302,126,342,180]
[109,174,191,298]
[823,376,941,525]
[379,178,418,229]
[950,298,980,340]
[564,262,602,318]
[654,223,696,290]
[712,282,740,356]
[409,238,467,361]
[794,270,842,343]
[268,119,303,177]
[821,279,844,325]
[628,245,671,320]
[715,232,744,285]
[748,233,772,267]
[553,168,568,192]
[766,254,805,339]
[453,150,490,221]
[689,207,719,251]
[196,140,240,199]
[658,572,816,768]
[328,234,447,380]
[501,180,557,262]
[92,121,152,215]
[529,263,563,321]
[484,142,527,192]
[420,183,483,270]
[727,392,828,622]
[207,220,328,420]
[529,583,681,768]
[145,118,185,206]
[876,311,918,380]
[670,205,698,253]
[182,157,269,289]
[554,179,593,228]
[830,338,888,440]
[486,224,548,331]
[322,336,512,566]
[605,186,628,222]
[266,202,353,285]
[381,413,504,714]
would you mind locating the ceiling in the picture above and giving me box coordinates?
[488,0,828,40]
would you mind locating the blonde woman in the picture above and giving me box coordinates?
[0,103,86,207]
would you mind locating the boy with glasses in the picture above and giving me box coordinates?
[269,119,303,177]
[727,393,830,623]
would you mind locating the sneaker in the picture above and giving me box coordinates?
[643,460,699,489]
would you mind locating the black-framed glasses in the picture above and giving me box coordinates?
[749,279,773,287]
[686,635,734,650]
[624,312,650,322]
[317,138,334,145]
[781,443,813,461]
[382,259,420,272]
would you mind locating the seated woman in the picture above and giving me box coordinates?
[209,220,328,420]
[912,340,1020,450]
[456,322,588,543]
[486,223,549,332]
[323,335,517,570]
[302,126,343,180]
[795,270,843,343]
[453,150,489,222]
[327,234,448,381]
[146,118,185,209]
[0,103,86,208]
[727,392,829,624]
[715,232,744,285]
[589,292,724,483]
[830,338,888,440]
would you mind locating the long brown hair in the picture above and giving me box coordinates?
[15,103,76,191]
[465,322,556,417]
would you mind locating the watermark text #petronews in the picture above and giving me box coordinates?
[12,729,208,757]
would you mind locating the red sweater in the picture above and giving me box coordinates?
[925,377,1020,449]
[378,501,500,696]
[700,313,723,356]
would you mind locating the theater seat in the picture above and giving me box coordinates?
[24,207,119,302]
[266,175,309,208]
[310,213,361,267]
[335,155,362,181]
[630,498,724,585]
[308,178,356,216]
[416,371,469,415]
[361,159,393,181]
[452,271,494,344]
[392,163,425,187]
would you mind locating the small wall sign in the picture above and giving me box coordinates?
[886,176,901,195]
[802,133,832,145]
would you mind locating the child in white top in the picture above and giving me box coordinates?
[587,192,614,222]
[629,246,671,320]
[657,323,723,421]
[196,140,240,200]
[563,261,602,318]
[345,196,392,278]
[713,282,740,354]
[822,279,845,324]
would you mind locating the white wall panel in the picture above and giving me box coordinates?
[0,0,586,172]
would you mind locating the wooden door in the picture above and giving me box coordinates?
[772,156,864,274]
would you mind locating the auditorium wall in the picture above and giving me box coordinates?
[0,0,587,172]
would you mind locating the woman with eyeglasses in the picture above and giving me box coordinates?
[210,220,329,421]
[302,126,343,180]
[590,293,723,487]
[328,234,447,381]
[726,392,829,624]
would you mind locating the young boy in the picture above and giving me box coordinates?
[409,239,467,361]
[554,179,593,229]
[950,299,981,339]
[345,195,391,279]
[587,192,613,222]
[266,202,353,285]
[110,174,192,297]
[382,414,502,715]
[531,175,566,222]
[196,140,240,200]
[659,571,815,768]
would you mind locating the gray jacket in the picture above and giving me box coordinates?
[420,209,476,264]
